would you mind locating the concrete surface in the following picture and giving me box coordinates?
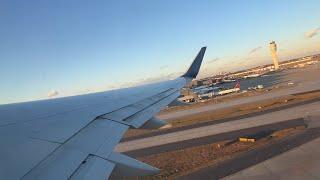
[124,119,305,157]
[224,136,320,180]
[116,101,320,152]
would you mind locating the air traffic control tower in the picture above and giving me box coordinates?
[269,41,280,70]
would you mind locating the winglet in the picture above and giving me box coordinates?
[181,47,206,79]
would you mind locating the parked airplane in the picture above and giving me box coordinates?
[0,47,206,180]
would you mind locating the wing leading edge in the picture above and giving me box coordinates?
[0,47,206,180]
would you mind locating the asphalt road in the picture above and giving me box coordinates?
[116,101,320,153]
[179,128,320,180]
[122,96,320,142]
[124,118,305,157]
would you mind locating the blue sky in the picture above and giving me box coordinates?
[1,0,320,104]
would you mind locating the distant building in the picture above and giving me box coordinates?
[189,80,203,87]
[178,95,195,103]
[269,41,280,70]
[202,79,213,85]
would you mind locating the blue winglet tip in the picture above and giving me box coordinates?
[181,47,206,79]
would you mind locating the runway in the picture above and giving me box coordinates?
[223,131,320,180]
[122,96,320,142]
[116,101,320,153]
[179,127,320,180]
[124,118,305,157]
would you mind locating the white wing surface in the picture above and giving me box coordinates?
[0,47,206,180]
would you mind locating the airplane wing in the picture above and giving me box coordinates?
[0,47,206,180]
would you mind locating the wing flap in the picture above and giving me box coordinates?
[0,135,59,180]
[126,91,180,128]
[70,151,159,180]
[99,78,186,129]
[100,89,181,128]
[100,88,176,122]
[108,152,159,177]
[70,155,115,180]
[22,120,128,180]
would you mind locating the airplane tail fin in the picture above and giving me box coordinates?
[181,47,206,79]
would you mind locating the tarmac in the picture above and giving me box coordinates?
[179,126,320,180]
[115,101,320,153]
[122,96,320,142]
[124,118,306,157]
[223,133,320,180]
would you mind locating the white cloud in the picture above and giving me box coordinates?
[206,58,220,64]
[305,27,320,38]
[137,71,182,85]
[249,46,262,54]
[113,71,183,88]
[47,90,59,98]
[160,65,169,70]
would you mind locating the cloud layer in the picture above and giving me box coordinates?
[206,58,220,64]
[47,90,59,98]
[249,46,262,54]
[160,65,169,70]
[305,27,320,38]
